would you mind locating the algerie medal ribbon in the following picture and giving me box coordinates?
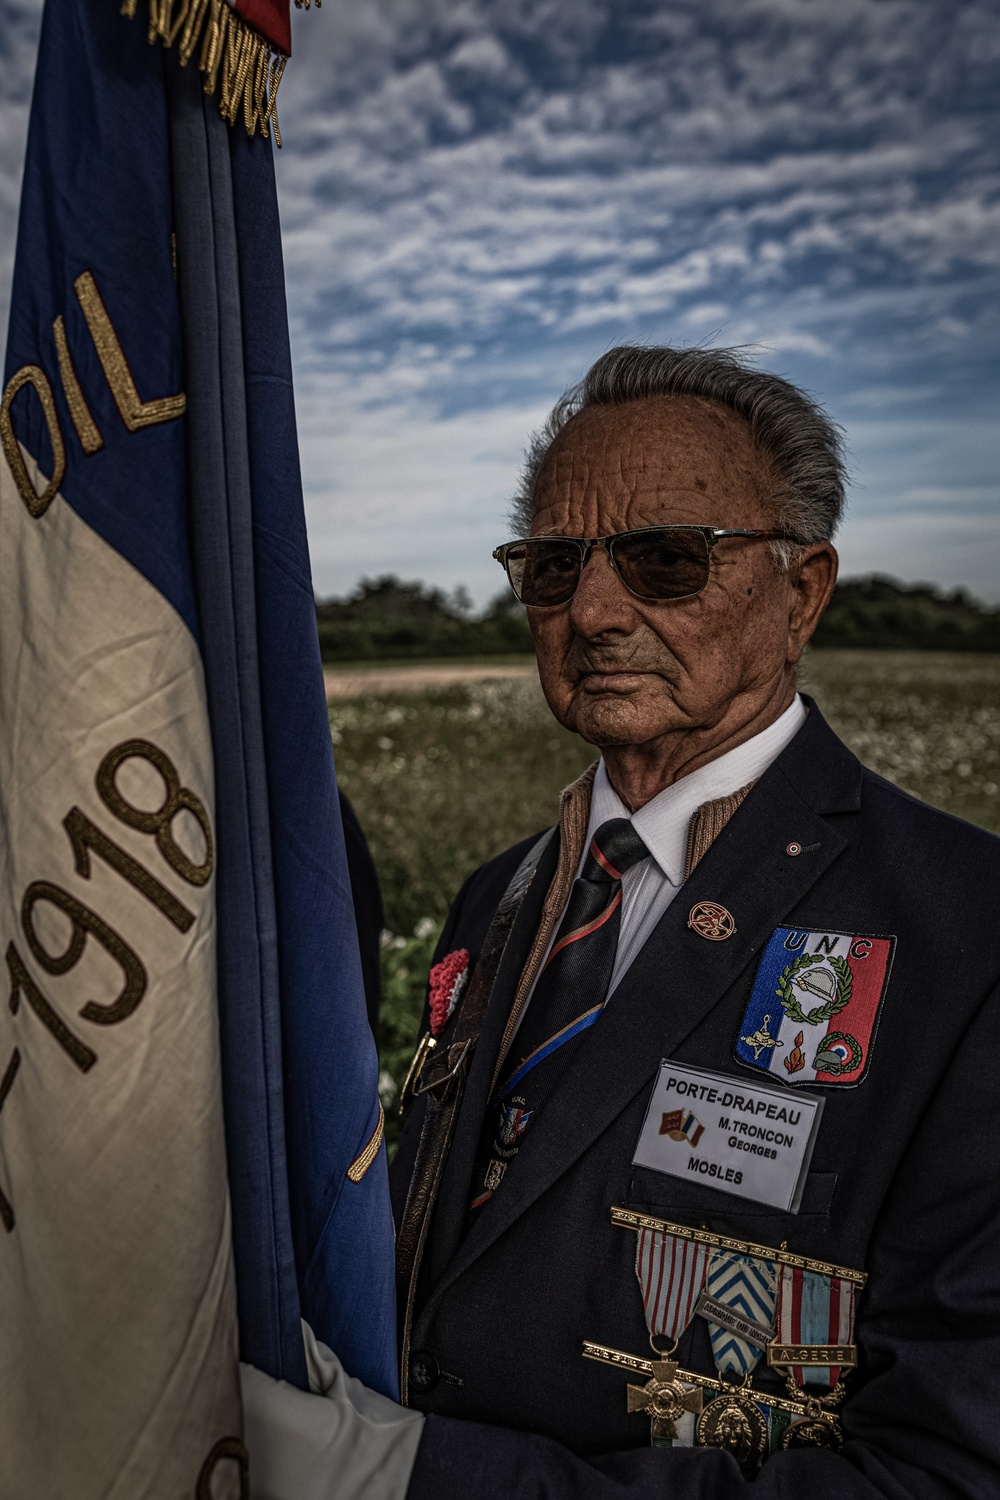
[772,1265,856,1387]
[697,1250,778,1376]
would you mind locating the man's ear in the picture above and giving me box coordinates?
[786,543,838,664]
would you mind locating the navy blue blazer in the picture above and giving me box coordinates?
[390,703,1000,1499]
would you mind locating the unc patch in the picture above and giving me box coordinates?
[735,927,895,1087]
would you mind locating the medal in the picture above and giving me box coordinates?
[688,1249,776,1470]
[583,1342,842,1457]
[769,1264,857,1388]
[590,1208,866,1468]
[764,1262,856,1448]
[696,1380,768,1475]
[628,1226,710,1445]
[626,1358,703,1444]
[782,1414,843,1451]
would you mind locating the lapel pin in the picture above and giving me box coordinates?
[785,841,820,857]
[688,902,736,941]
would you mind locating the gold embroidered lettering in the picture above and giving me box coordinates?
[0,1047,21,1231]
[96,739,213,887]
[53,315,104,455]
[6,942,97,1072]
[0,364,66,516]
[21,881,147,1027]
[347,1102,385,1183]
[73,271,186,432]
[64,806,195,932]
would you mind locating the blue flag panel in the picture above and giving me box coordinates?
[4,0,397,1402]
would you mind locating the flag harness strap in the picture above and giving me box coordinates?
[395,826,555,1402]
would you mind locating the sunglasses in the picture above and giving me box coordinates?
[493,525,795,608]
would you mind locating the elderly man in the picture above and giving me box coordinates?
[244,346,1000,1499]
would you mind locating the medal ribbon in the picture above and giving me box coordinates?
[703,1251,778,1376]
[777,1265,855,1387]
[635,1230,709,1341]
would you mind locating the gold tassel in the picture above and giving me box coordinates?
[124,0,289,144]
[177,0,209,65]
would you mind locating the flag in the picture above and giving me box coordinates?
[659,1106,705,1146]
[0,0,396,1492]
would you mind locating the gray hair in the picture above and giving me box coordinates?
[510,345,846,567]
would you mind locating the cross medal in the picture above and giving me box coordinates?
[626,1358,703,1441]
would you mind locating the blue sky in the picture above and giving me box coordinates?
[2,0,998,603]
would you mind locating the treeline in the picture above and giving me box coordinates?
[812,577,1000,651]
[316,574,1000,661]
[316,577,533,660]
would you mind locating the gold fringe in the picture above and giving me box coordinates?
[125,0,287,144]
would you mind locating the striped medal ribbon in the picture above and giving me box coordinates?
[700,1251,778,1376]
[633,1230,710,1448]
[635,1229,710,1342]
[776,1265,856,1387]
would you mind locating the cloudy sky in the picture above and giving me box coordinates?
[2,0,998,604]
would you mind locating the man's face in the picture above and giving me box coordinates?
[527,395,827,759]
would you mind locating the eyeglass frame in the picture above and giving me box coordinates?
[492,524,798,606]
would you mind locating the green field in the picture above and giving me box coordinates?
[330,650,1000,1137]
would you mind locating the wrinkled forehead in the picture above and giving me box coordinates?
[531,395,773,533]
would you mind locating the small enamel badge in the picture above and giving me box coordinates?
[736,927,895,1086]
[688,902,736,940]
[428,948,470,1036]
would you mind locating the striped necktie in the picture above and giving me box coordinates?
[469,818,650,1214]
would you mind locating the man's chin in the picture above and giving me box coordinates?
[562,686,680,749]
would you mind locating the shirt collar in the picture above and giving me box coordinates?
[586,694,808,887]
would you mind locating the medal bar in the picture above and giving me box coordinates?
[767,1342,856,1368]
[610,1206,867,1286]
[582,1341,839,1422]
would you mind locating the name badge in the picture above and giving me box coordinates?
[633,1060,824,1213]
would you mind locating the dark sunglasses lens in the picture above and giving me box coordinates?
[612,528,711,600]
[506,539,583,606]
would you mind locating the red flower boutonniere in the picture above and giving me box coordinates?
[428,949,471,1036]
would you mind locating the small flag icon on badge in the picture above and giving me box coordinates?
[660,1109,705,1147]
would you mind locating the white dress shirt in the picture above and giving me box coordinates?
[520,695,807,1025]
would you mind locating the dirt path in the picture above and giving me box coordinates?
[324,662,537,700]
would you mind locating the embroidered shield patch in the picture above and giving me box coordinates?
[735,927,895,1086]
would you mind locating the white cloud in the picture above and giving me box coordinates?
[0,0,996,603]
[296,383,548,601]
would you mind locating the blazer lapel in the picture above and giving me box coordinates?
[424,705,862,1308]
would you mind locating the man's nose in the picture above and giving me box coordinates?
[568,543,642,638]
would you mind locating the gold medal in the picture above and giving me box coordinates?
[626,1358,703,1442]
[696,1384,768,1473]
